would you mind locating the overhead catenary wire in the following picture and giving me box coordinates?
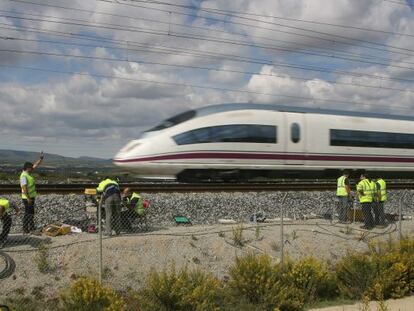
[4,0,413,67]
[382,0,413,7]
[2,35,413,94]
[5,0,396,60]
[140,0,414,38]
[120,0,414,55]
[2,11,414,72]
[2,62,414,114]
[2,22,414,87]
[11,0,413,38]
[7,0,414,59]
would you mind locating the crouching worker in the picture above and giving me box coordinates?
[0,198,19,248]
[97,178,121,236]
[121,188,145,232]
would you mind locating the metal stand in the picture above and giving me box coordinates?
[98,197,103,284]
[280,193,288,265]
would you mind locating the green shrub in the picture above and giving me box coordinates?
[337,239,414,300]
[139,265,223,311]
[228,253,304,311]
[60,277,126,311]
[287,257,338,302]
[34,244,56,273]
[232,224,245,247]
[367,239,413,299]
[398,238,414,292]
[335,253,377,299]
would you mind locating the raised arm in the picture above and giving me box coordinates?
[32,151,44,170]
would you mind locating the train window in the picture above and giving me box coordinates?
[173,124,277,145]
[147,110,196,132]
[291,123,300,143]
[330,129,414,149]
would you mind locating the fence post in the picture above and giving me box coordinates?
[98,197,103,284]
[280,193,288,265]
[398,191,407,241]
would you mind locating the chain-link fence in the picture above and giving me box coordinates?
[0,188,413,309]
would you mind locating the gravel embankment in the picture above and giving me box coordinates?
[1,190,413,232]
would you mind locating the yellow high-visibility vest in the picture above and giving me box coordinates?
[127,193,144,216]
[0,198,10,213]
[377,178,387,202]
[336,176,348,196]
[20,171,37,199]
[96,179,119,193]
[357,179,373,203]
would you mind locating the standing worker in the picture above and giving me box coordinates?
[357,172,375,229]
[374,177,387,227]
[337,170,352,223]
[0,198,19,247]
[20,151,44,234]
[97,177,121,236]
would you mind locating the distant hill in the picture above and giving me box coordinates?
[0,149,113,167]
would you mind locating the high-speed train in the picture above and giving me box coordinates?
[113,103,414,180]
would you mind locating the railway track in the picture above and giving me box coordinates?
[1,181,414,193]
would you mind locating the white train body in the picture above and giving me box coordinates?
[113,104,414,179]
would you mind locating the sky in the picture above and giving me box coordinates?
[0,0,413,158]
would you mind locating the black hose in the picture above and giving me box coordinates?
[0,251,15,279]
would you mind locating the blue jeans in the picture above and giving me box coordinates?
[22,198,35,233]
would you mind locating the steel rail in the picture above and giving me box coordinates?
[0,181,413,193]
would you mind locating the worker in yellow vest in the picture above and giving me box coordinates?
[374,177,387,227]
[357,172,375,229]
[121,187,145,231]
[97,177,121,236]
[0,198,19,248]
[20,151,44,234]
[336,170,352,223]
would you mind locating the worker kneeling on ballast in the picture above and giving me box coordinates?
[0,198,19,248]
[97,177,121,236]
[121,187,148,232]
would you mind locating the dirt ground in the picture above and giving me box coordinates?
[309,296,414,311]
[1,218,414,306]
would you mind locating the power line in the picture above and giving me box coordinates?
[187,1,414,38]
[9,0,414,38]
[128,0,414,36]
[2,63,413,112]
[2,22,414,85]
[382,0,412,7]
[121,0,414,54]
[11,0,414,59]
[2,12,414,72]
[6,0,402,65]
[2,35,413,94]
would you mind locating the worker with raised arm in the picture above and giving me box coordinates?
[20,151,44,234]
[336,170,352,223]
[97,177,121,236]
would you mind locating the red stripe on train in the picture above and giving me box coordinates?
[113,152,414,163]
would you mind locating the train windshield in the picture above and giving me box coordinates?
[146,110,196,132]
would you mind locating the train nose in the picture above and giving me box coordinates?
[113,140,142,163]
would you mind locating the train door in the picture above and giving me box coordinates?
[285,113,306,165]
